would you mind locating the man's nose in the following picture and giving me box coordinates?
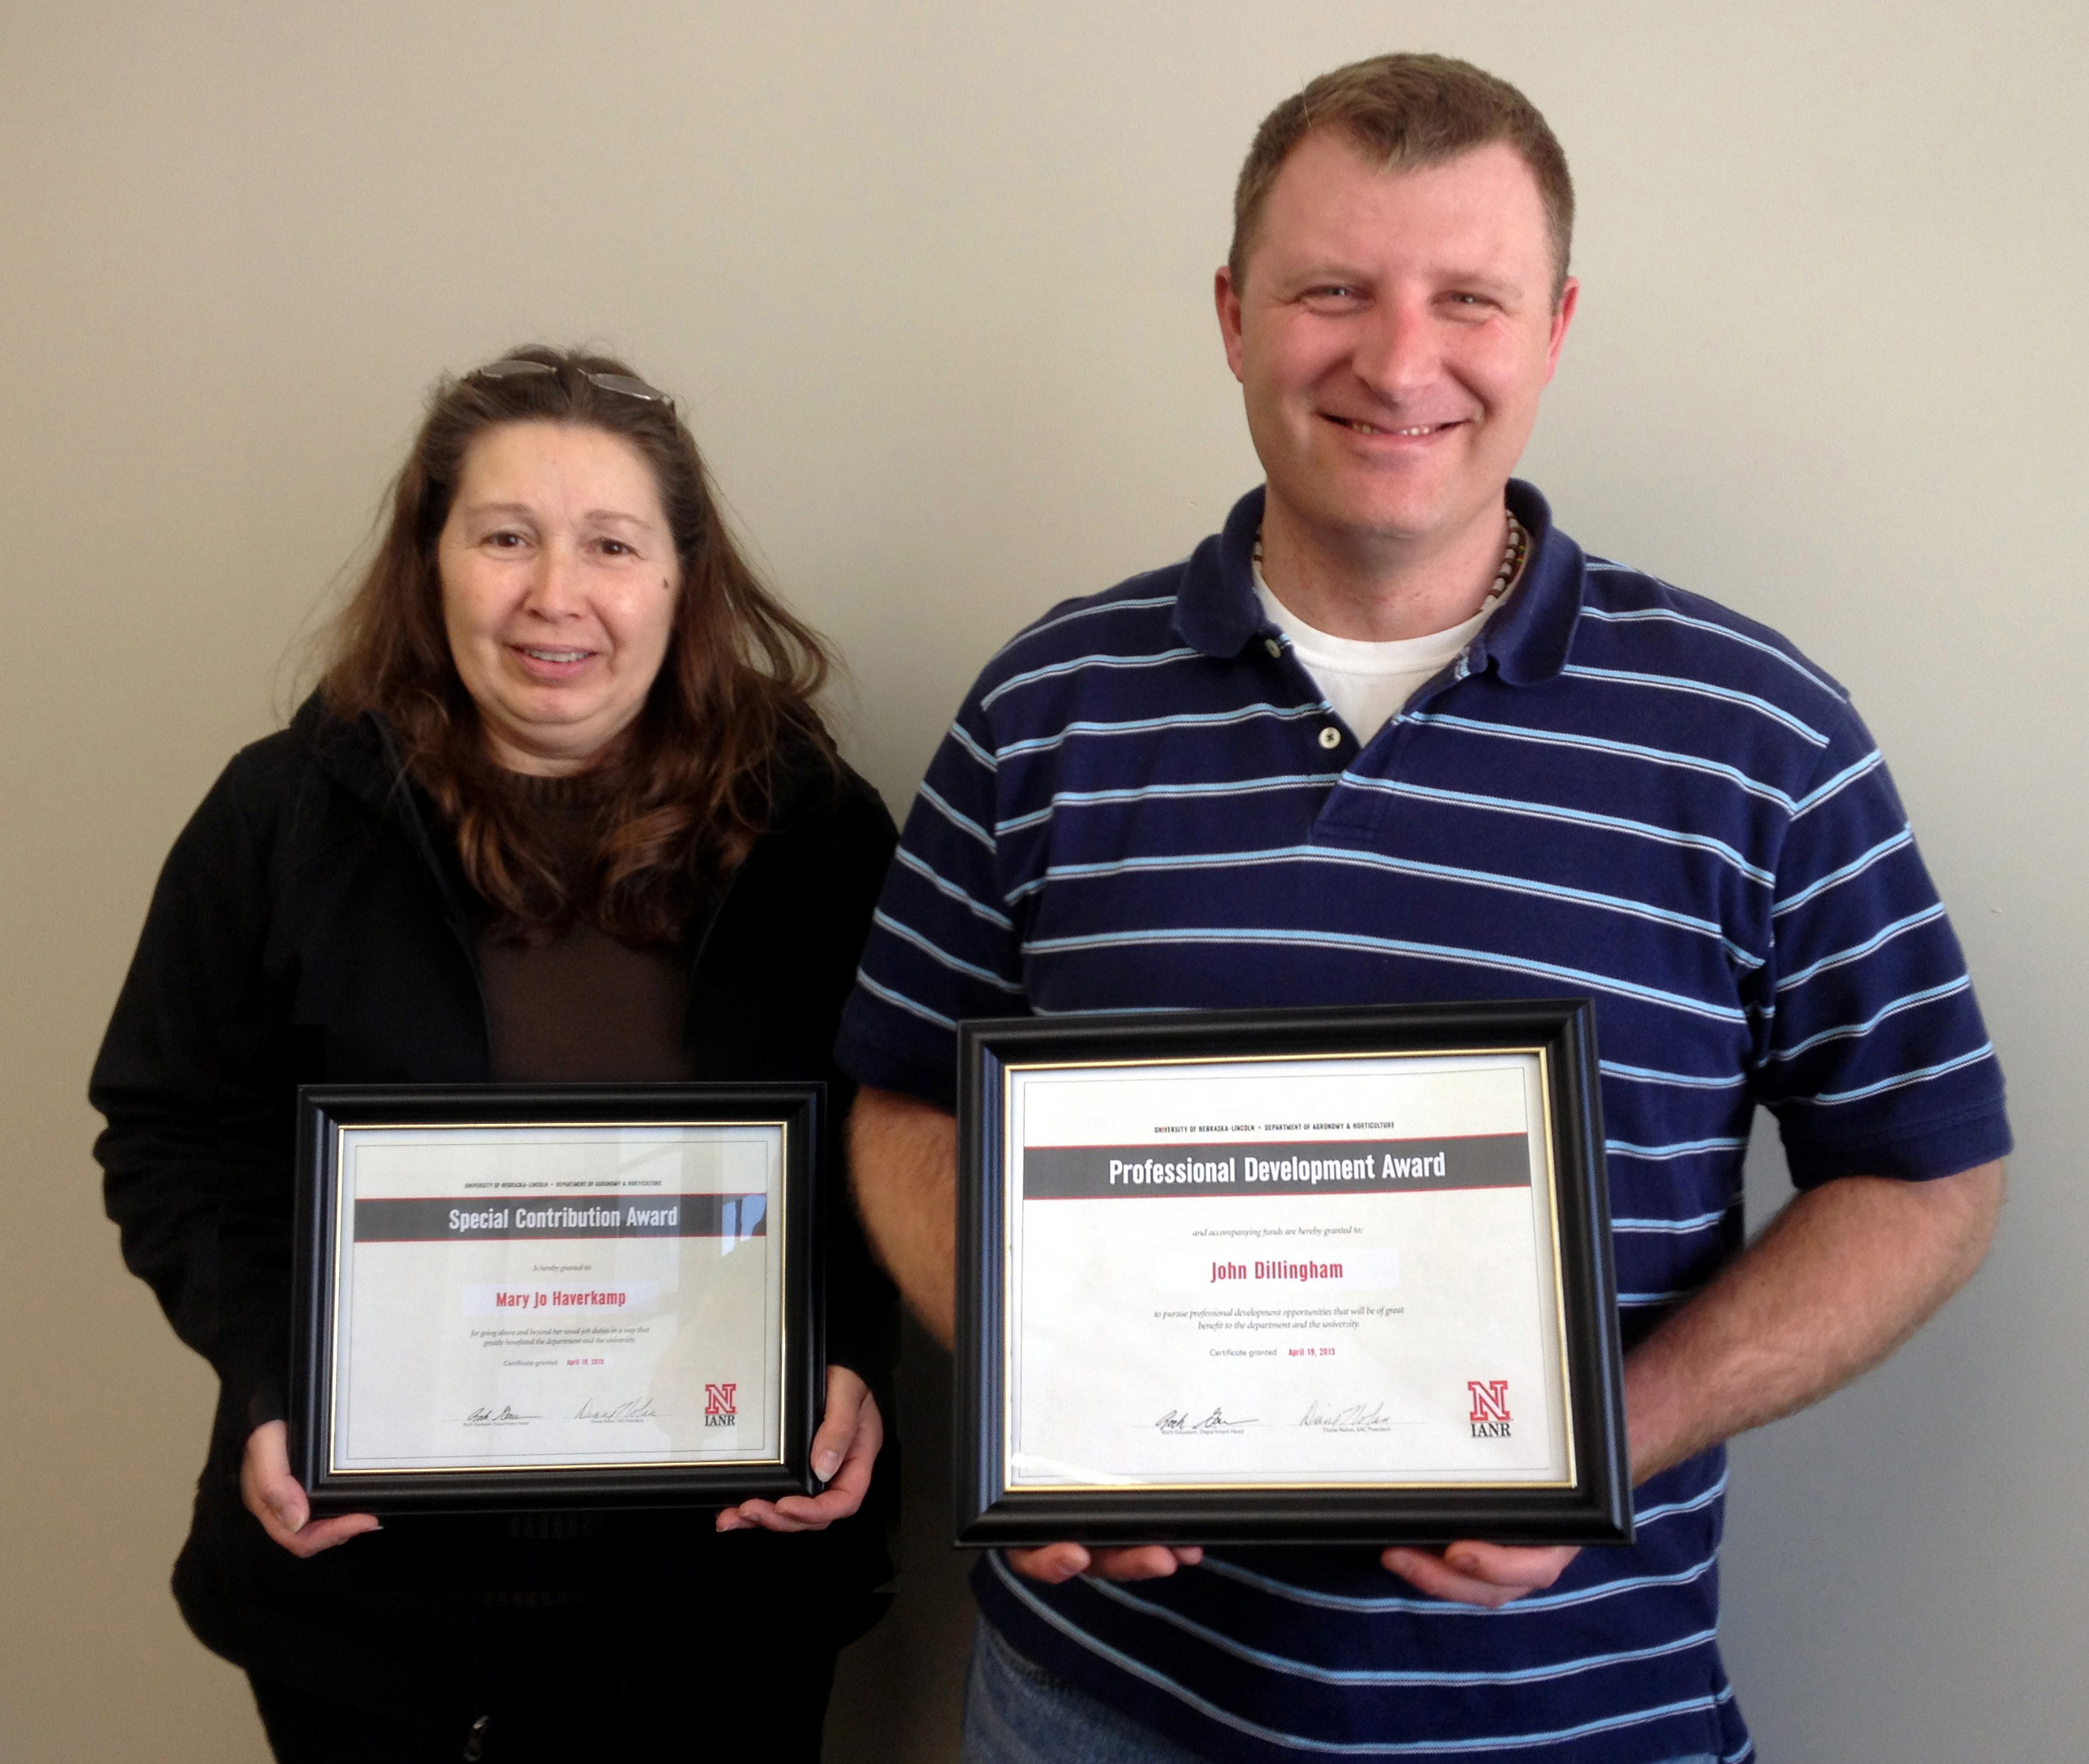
[1349,296,1435,399]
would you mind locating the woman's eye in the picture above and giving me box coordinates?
[484,530,529,549]
[597,538,635,557]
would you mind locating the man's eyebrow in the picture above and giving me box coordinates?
[1439,268,1523,297]
[1282,260,1374,286]
[1276,261,1532,299]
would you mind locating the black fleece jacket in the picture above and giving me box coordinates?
[90,697,901,1717]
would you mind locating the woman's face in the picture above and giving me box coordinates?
[437,421,681,776]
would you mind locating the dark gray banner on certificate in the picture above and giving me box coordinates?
[1021,1135,1532,1198]
[1004,1051,1571,1490]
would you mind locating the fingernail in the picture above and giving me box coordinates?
[813,1449,842,1480]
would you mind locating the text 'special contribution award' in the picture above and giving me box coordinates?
[955,1003,1632,1546]
[291,1084,819,1513]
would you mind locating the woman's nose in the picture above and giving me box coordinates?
[522,543,587,617]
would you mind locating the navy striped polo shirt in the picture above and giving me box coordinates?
[835,481,2010,1763]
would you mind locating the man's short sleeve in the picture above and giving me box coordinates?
[1751,699,2010,1185]
[836,683,1027,1112]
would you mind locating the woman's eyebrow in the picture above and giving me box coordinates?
[456,502,658,529]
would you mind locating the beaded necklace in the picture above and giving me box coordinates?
[1255,508,1529,623]
[1481,511,1529,613]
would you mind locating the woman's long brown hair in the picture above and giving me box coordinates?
[320,345,836,943]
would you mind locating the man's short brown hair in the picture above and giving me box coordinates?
[1229,53,1574,305]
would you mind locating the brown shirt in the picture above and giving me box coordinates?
[473,770,697,1083]
[468,770,704,1584]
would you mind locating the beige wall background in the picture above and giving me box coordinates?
[2,2,2082,1758]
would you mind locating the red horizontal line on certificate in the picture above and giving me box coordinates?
[1021,1128,1525,1149]
[1021,1181,1532,1198]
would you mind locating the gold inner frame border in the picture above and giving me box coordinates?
[995,1045,1578,1497]
[325,1116,792,1478]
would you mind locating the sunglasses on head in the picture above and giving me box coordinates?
[471,358,673,408]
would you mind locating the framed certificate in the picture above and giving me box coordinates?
[956,1002,1632,1547]
[291,1084,819,1513]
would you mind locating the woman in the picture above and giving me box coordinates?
[91,347,899,1761]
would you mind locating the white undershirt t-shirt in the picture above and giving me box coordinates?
[1253,565,1492,744]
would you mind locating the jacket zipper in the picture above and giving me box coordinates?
[368,717,500,1068]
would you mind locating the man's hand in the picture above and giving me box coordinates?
[716,1366,882,1534]
[1006,1543,1205,1584]
[1624,1160,2002,1481]
[1380,1542,1579,1608]
[850,1087,959,1346]
[1383,1160,2004,1608]
[241,1420,380,1557]
[852,1092,1206,1586]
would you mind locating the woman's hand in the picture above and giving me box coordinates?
[241,1421,381,1557]
[715,1366,882,1535]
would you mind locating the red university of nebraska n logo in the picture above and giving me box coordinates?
[705,1382,737,1417]
[1467,1380,1511,1424]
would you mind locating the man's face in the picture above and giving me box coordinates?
[1217,134,1577,562]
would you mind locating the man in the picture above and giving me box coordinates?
[838,53,2007,1764]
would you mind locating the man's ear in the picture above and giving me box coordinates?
[1543,278,1580,384]
[1215,265,1248,384]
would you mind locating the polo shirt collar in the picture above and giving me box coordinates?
[1174,479,1584,686]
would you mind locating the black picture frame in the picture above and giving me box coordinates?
[956,1000,1631,1548]
[292,1083,821,1515]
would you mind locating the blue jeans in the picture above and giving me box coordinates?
[962,1613,1724,1764]
[962,1618,1207,1764]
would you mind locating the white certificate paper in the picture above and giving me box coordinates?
[1004,1051,1570,1490]
[326,1122,785,1476]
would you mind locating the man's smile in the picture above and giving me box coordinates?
[1323,415,1464,437]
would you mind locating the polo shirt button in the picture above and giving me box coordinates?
[1317,726,1341,750]
[1264,638,1283,659]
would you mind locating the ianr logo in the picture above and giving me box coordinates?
[1467,1380,1512,1438]
[704,1382,737,1427]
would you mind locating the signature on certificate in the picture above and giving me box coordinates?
[1153,1406,1259,1434]
[575,1395,658,1424]
[462,1404,540,1427]
[1296,1398,1394,1431]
